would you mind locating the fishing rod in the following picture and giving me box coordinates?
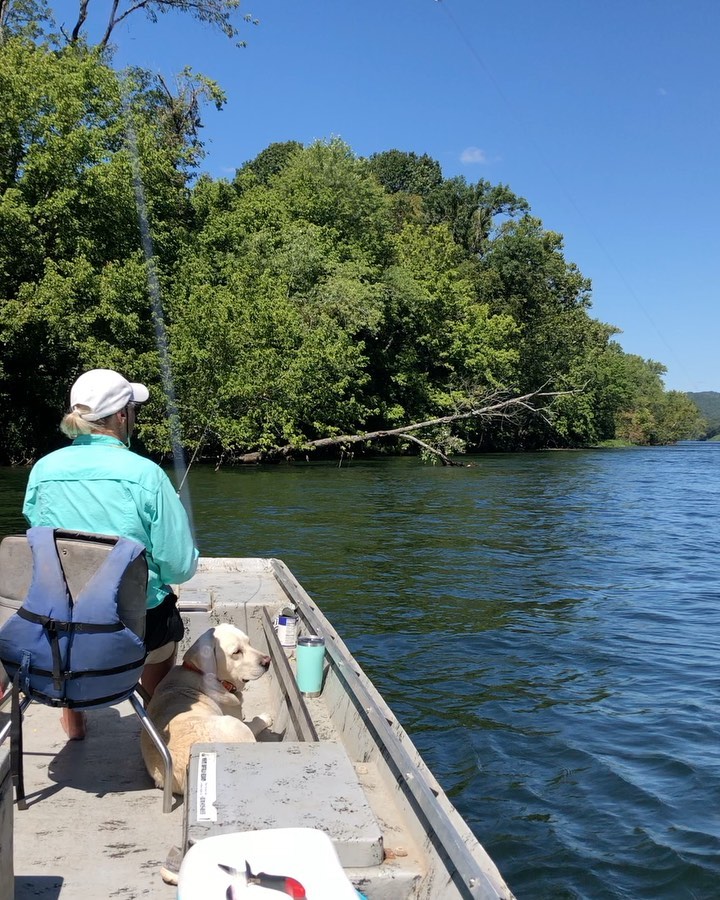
[122,85,202,519]
[177,424,210,495]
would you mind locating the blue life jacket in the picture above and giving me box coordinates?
[0,527,147,708]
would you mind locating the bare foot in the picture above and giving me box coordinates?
[61,709,86,741]
[248,713,273,737]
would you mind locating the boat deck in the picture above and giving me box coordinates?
[6,667,419,899]
[0,558,515,900]
[11,697,182,899]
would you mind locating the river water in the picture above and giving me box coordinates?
[1,443,719,899]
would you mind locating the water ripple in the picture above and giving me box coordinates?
[3,443,720,898]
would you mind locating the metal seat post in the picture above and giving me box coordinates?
[0,695,31,746]
[128,692,174,813]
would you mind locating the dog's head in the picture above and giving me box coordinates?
[183,623,271,691]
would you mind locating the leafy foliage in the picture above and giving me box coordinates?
[0,35,191,460]
[686,392,719,440]
[0,17,705,463]
[62,0,258,49]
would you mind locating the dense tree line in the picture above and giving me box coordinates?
[686,393,720,441]
[0,10,706,464]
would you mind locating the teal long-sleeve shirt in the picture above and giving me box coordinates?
[23,434,199,608]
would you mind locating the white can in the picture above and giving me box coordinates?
[274,611,297,648]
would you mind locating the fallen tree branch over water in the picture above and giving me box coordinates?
[228,387,576,466]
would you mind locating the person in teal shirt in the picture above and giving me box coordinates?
[23,368,199,740]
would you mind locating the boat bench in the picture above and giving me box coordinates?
[183,741,384,867]
[182,742,426,898]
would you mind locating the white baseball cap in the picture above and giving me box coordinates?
[70,369,149,421]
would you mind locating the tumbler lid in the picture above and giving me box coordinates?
[297,634,325,646]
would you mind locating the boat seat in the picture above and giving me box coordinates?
[0,530,175,814]
[184,741,385,868]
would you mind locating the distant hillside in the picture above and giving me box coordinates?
[687,392,720,439]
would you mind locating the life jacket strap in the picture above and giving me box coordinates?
[2,655,146,683]
[16,608,127,691]
[17,608,125,633]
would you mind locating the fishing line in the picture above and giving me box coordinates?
[124,103,196,532]
[177,424,211,493]
[432,1,690,381]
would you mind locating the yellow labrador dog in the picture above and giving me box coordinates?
[141,623,272,795]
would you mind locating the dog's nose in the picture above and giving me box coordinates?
[261,655,271,669]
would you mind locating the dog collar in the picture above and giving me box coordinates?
[182,660,237,694]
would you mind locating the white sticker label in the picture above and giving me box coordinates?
[196,751,218,822]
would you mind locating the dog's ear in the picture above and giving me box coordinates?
[183,628,218,677]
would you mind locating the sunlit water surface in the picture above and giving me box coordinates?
[2,443,719,899]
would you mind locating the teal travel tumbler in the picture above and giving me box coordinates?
[296,634,325,696]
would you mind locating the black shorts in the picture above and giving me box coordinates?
[144,592,185,652]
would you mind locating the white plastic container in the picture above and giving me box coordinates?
[177,827,358,899]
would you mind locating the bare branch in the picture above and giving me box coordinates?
[97,0,248,48]
[71,0,90,41]
[397,433,463,466]
[0,0,10,33]
[100,0,133,48]
[307,387,574,449]
[227,386,578,465]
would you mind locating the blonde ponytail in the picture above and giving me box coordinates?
[60,406,113,438]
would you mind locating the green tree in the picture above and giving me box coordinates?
[168,139,392,455]
[684,392,718,440]
[613,356,706,444]
[0,35,201,461]
[653,391,706,443]
[0,10,692,462]
[236,140,303,187]
[475,215,600,443]
[367,149,442,196]
[425,177,528,254]
[170,141,521,457]
[367,150,529,253]
[611,353,664,444]
[366,222,516,426]
[66,0,257,49]
[0,0,55,40]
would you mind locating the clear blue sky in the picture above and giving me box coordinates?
[54,0,719,393]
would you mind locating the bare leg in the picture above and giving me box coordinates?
[61,708,86,741]
[141,654,175,698]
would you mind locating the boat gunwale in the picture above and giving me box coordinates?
[268,557,514,900]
